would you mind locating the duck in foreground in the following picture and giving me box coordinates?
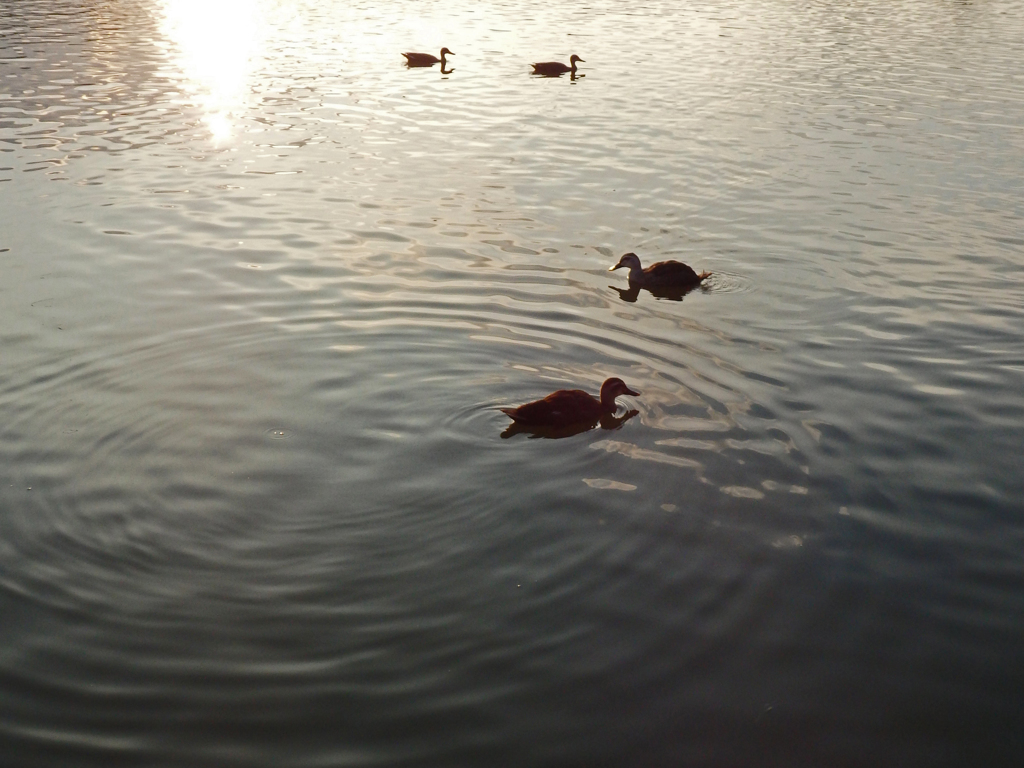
[531,54,584,77]
[501,377,639,431]
[402,48,453,67]
[609,252,712,290]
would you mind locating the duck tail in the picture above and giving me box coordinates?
[500,407,519,420]
[699,270,712,281]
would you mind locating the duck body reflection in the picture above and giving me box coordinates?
[611,282,703,303]
[531,54,583,77]
[501,409,638,439]
[402,47,454,68]
[500,377,640,438]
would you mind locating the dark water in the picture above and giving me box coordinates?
[2,0,1023,765]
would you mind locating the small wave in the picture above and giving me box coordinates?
[702,270,754,294]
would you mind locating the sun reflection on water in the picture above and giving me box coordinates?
[158,0,267,142]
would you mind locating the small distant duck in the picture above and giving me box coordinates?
[501,377,639,429]
[402,47,454,67]
[531,54,584,77]
[609,252,711,290]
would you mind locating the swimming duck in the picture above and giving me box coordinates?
[531,54,584,77]
[402,48,454,67]
[501,377,639,429]
[609,252,711,290]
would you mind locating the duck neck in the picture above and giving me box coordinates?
[570,60,578,74]
[627,265,646,284]
[600,391,618,412]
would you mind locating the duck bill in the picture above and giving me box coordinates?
[608,263,623,271]
[624,387,640,396]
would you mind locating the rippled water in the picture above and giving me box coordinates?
[2,0,1024,765]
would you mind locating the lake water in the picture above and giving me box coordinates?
[2,0,1023,765]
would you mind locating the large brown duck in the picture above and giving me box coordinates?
[531,54,584,77]
[501,377,639,429]
[402,48,453,67]
[609,252,711,290]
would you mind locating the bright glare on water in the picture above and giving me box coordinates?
[2,0,1023,765]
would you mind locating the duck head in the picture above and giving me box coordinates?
[569,54,584,65]
[609,252,643,274]
[600,377,640,410]
[440,47,454,57]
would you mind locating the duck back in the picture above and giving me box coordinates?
[532,62,570,75]
[644,260,704,285]
[403,52,440,66]
[501,389,602,427]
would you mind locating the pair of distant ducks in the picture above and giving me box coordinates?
[502,253,712,435]
[402,48,584,77]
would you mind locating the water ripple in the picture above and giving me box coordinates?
[2,0,1024,765]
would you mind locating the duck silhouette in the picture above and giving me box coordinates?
[500,377,639,438]
[531,54,584,77]
[609,252,711,293]
[402,47,454,68]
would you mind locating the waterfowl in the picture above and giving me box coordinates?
[501,377,639,429]
[609,252,711,290]
[531,54,584,77]
[402,47,453,67]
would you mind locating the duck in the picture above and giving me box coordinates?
[531,54,584,77]
[501,377,639,429]
[609,252,711,290]
[402,48,454,68]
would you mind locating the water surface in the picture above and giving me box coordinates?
[2,1,1024,765]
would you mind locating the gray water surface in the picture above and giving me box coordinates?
[2,1,1024,765]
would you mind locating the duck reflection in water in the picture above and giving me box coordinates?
[501,409,638,439]
[531,54,584,78]
[500,377,639,439]
[402,47,454,68]
[608,252,711,302]
[610,282,703,303]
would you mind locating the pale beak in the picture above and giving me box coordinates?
[608,263,623,271]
